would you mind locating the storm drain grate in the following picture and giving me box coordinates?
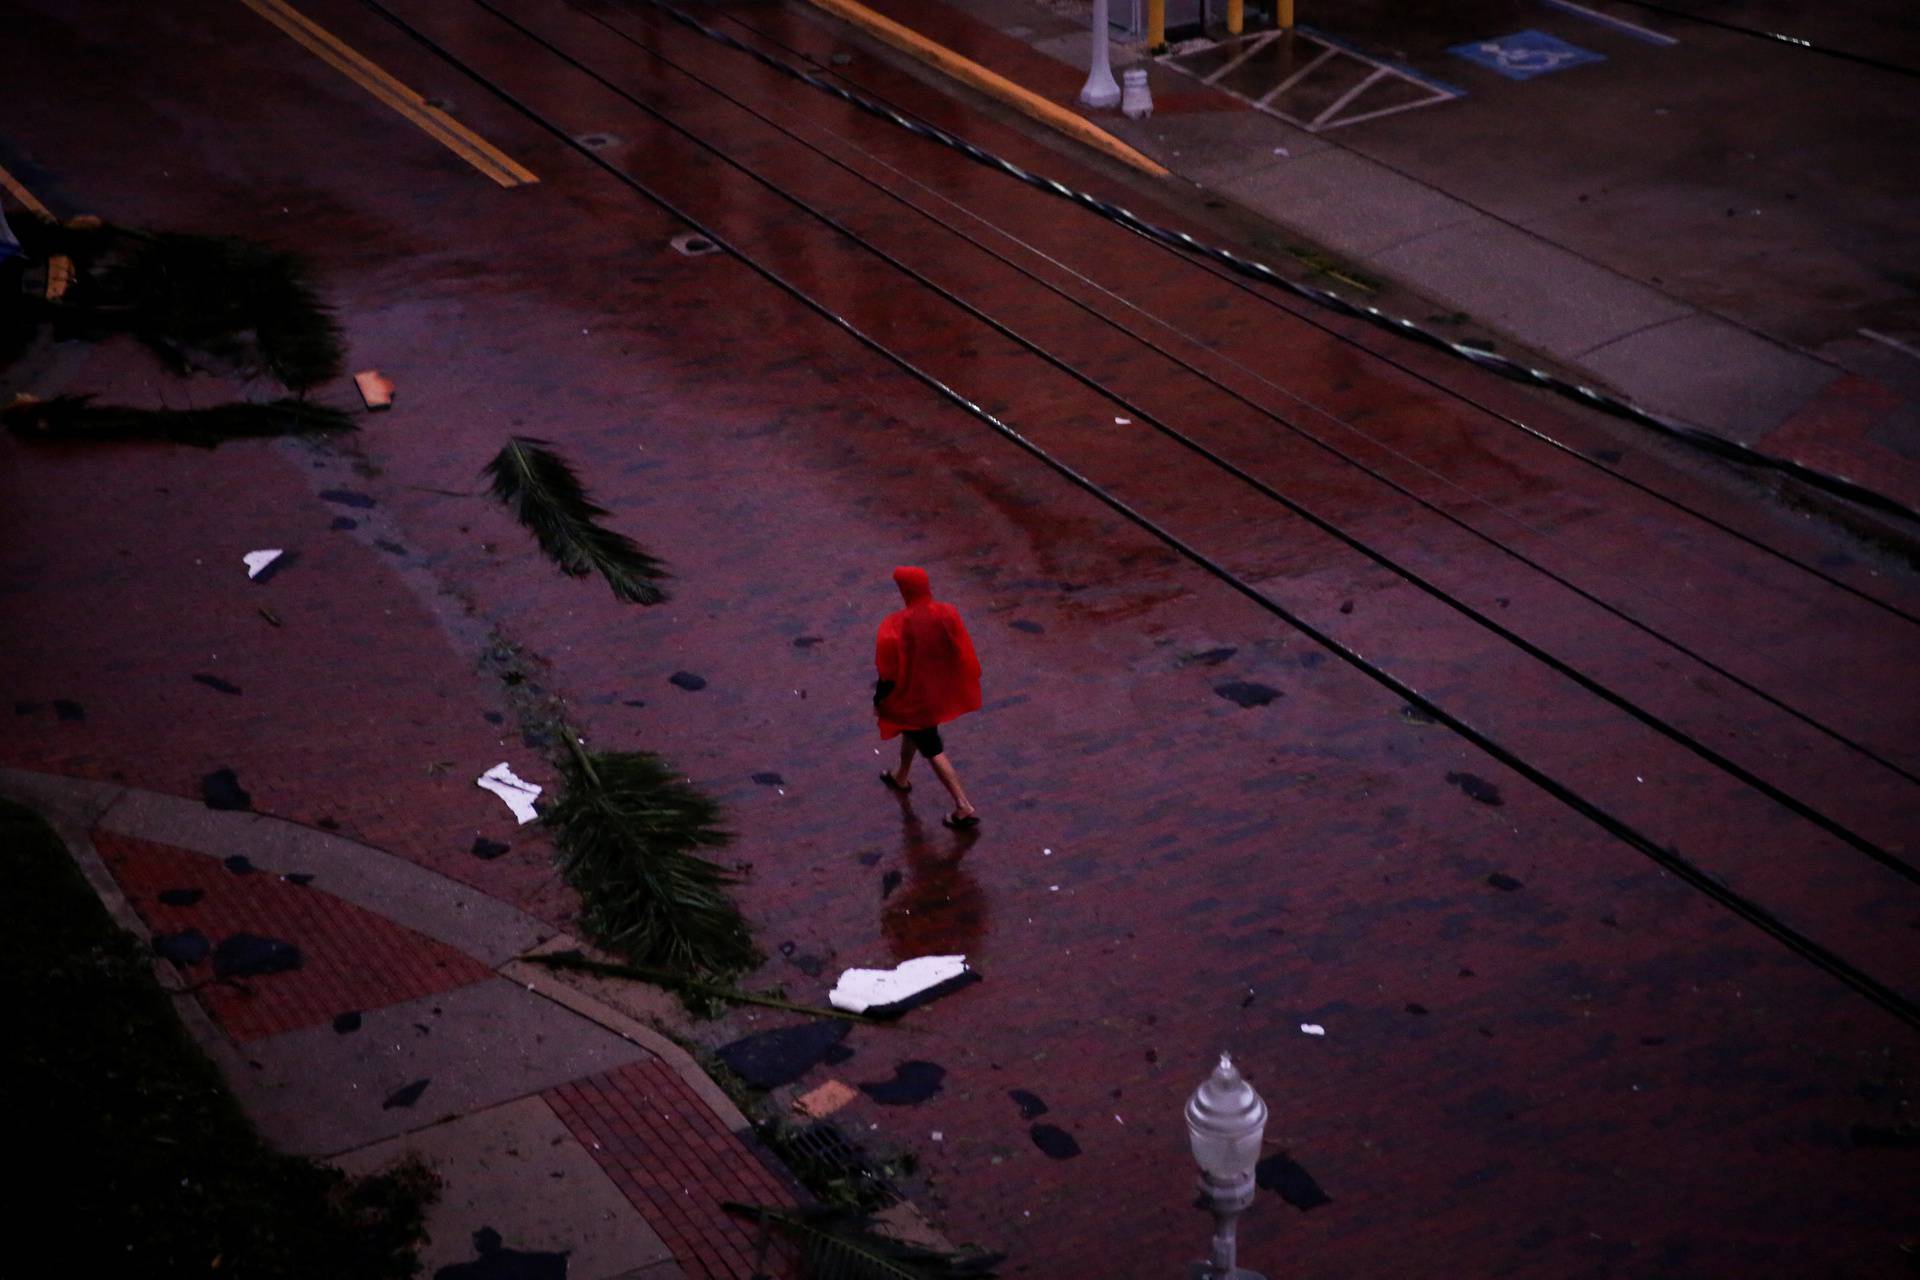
[761,1121,906,1211]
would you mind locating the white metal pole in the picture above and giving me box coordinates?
[1080,0,1122,108]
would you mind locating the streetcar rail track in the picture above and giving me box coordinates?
[354,0,1920,1030]
[562,0,1920,805]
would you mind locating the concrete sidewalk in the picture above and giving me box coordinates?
[1,767,790,1280]
[809,0,1920,521]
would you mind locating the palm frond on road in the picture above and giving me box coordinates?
[483,436,669,604]
[546,744,755,980]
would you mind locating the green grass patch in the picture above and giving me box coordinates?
[0,800,436,1278]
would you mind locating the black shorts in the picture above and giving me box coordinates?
[902,725,945,757]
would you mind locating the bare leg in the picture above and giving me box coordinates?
[889,737,919,789]
[926,753,976,821]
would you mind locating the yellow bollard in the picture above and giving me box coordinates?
[1276,0,1294,29]
[1148,0,1165,49]
[1227,0,1243,35]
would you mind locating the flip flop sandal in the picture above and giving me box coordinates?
[879,771,911,793]
[943,812,980,830]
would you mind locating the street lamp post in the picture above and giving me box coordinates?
[1079,0,1121,108]
[1185,1053,1269,1280]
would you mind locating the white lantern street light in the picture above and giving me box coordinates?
[1185,1053,1269,1279]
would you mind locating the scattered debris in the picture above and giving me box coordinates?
[381,1078,430,1110]
[374,538,406,556]
[223,855,255,875]
[858,1060,946,1106]
[880,869,903,899]
[257,606,283,627]
[829,955,977,1017]
[52,698,85,721]
[1398,702,1437,725]
[318,488,376,509]
[751,772,786,786]
[477,762,542,825]
[470,836,511,861]
[1009,619,1044,634]
[1405,1002,1429,1016]
[201,768,252,811]
[1300,1023,1326,1036]
[1029,1124,1080,1160]
[153,928,210,967]
[717,1019,853,1090]
[282,872,313,887]
[157,888,203,907]
[353,370,395,411]
[793,1080,859,1120]
[332,1010,363,1034]
[243,549,284,580]
[212,934,303,979]
[1009,1089,1048,1119]
[1486,872,1524,892]
[1447,771,1504,806]
[793,635,824,648]
[329,516,357,530]
[669,671,707,691]
[1256,1152,1332,1210]
[1214,680,1282,708]
[191,673,241,695]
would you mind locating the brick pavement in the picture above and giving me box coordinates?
[1,1,1916,1276]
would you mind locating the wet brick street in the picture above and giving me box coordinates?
[2,0,1916,1275]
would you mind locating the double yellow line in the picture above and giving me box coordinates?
[238,0,537,187]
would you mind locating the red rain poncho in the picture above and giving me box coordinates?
[874,566,982,739]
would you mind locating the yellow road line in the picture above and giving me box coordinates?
[237,0,538,187]
[0,163,55,217]
[800,0,1168,178]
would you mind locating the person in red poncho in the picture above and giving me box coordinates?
[875,566,983,829]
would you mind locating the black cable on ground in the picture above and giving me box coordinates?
[356,0,1920,1031]
[1611,0,1920,79]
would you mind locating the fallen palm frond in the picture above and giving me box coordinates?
[545,742,756,980]
[3,393,356,447]
[725,1204,1003,1280]
[483,437,669,604]
[18,215,344,391]
[524,950,890,1024]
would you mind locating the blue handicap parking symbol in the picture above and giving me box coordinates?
[1449,30,1605,80]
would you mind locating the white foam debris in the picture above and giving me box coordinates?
[243,549,284,580]
[477,762,542,824]
[1300,1023,1326,1036]
[829,955,971,1015]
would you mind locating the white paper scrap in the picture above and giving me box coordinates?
[1300,1023,1326,1036]
[477,762,542,824]
[829,954,970,1014]
[243,549,284,580]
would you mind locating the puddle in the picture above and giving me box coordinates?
[471,837,511,861]
[157,888,203,906]
[668,671,707,691]
[333,1011,363,1034]
[212,934,302,979]
[1486,872,1524,892]
[153,928,209,967]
